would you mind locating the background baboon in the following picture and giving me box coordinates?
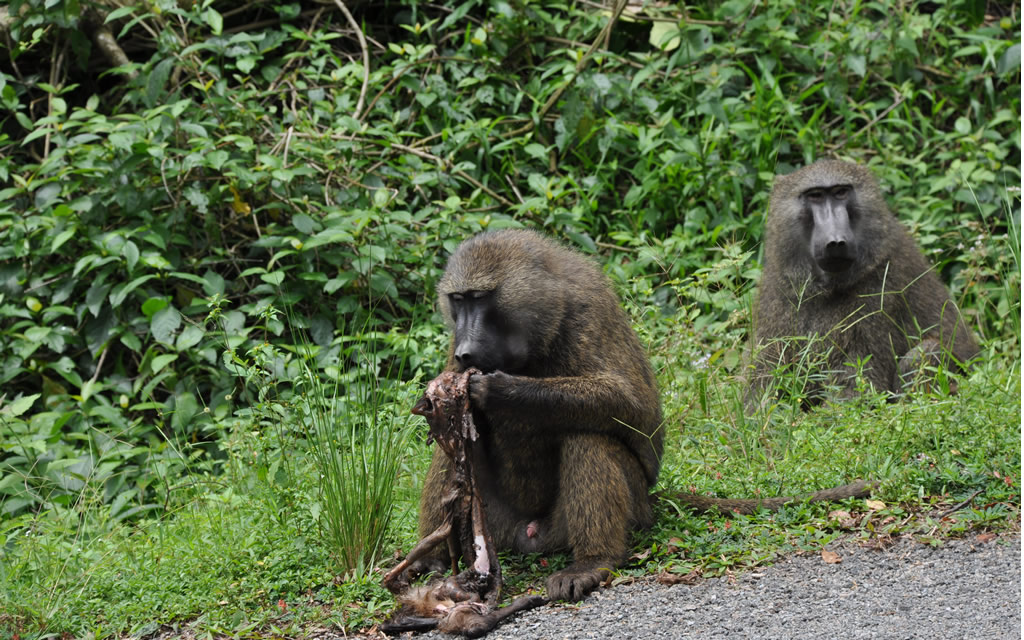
[411,229,664,602]
[751,159,979,405]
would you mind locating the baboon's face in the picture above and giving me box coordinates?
[445,288,529,374]
[800,184,860,278]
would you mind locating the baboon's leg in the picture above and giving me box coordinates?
[545,433,647,601]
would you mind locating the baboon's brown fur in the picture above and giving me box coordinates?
[413,229,663,602]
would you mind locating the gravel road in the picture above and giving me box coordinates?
[414,534,1020,640]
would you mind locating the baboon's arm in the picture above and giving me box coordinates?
[472,370,653,431]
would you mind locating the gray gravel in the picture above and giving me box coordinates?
[418,534,1020,640]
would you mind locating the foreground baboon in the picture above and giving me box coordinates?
[409,229,664,602]
[750,159,979,406]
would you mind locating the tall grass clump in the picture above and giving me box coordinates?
[295,339,420,581]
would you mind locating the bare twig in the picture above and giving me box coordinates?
[504,175,525,204]
[88,345,110,387]
[160,156,178,206]
[332,0,370,119]
[596,240,639,253]
[282,126,294,167]
[939,489,984,518]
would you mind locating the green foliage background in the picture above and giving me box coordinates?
[0,0,1020,636]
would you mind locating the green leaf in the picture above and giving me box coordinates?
[237,56,258,74]
[206,150,229,170]
[293,213,317,234]
[122,240,140,271]
[170,272,210,287]
[110,275,156,307]
[649,21,681,51]
[120,332,142,353]
[997,43,1020,76]
[202,270,226,296]
[25,326,51,342]
[151,305,181,345]
[150,353,178,374]
[84,309,117,356]
[303,228,356,248]
[51,228,76,253]
[80,379,100,403]
[172,392,200,432]
[146,58,174,108]
[261,271,285,286]
[141,297,169,318]
[845,54,866,77]
[2,393,40,417]
[523,143,548,162]
[86,281,111,317]
[175,325,204,351]
[34,183,61,209]
[105,6,136,22]
[206,7,224,35]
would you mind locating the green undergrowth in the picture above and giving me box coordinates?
[2,341,1017,640]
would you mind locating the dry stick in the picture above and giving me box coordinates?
[282,126,294,167]
[332,0,370,119]
[505,175,526,204]
[502,0,630,140]
[160,156,178,206]
[87,345,110,387]
[939,489,984,518]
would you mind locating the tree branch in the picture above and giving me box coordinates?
[332,0,370,120]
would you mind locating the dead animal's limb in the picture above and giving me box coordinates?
[382,519,453,592]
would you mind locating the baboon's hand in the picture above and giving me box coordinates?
[468,371,512,409]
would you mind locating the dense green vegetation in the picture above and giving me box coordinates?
[0,0,1019,637]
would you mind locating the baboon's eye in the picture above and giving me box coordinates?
[804,189,826,203]
[450,293,465,302]
[468,290,491,300]
[832,185,851,199]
